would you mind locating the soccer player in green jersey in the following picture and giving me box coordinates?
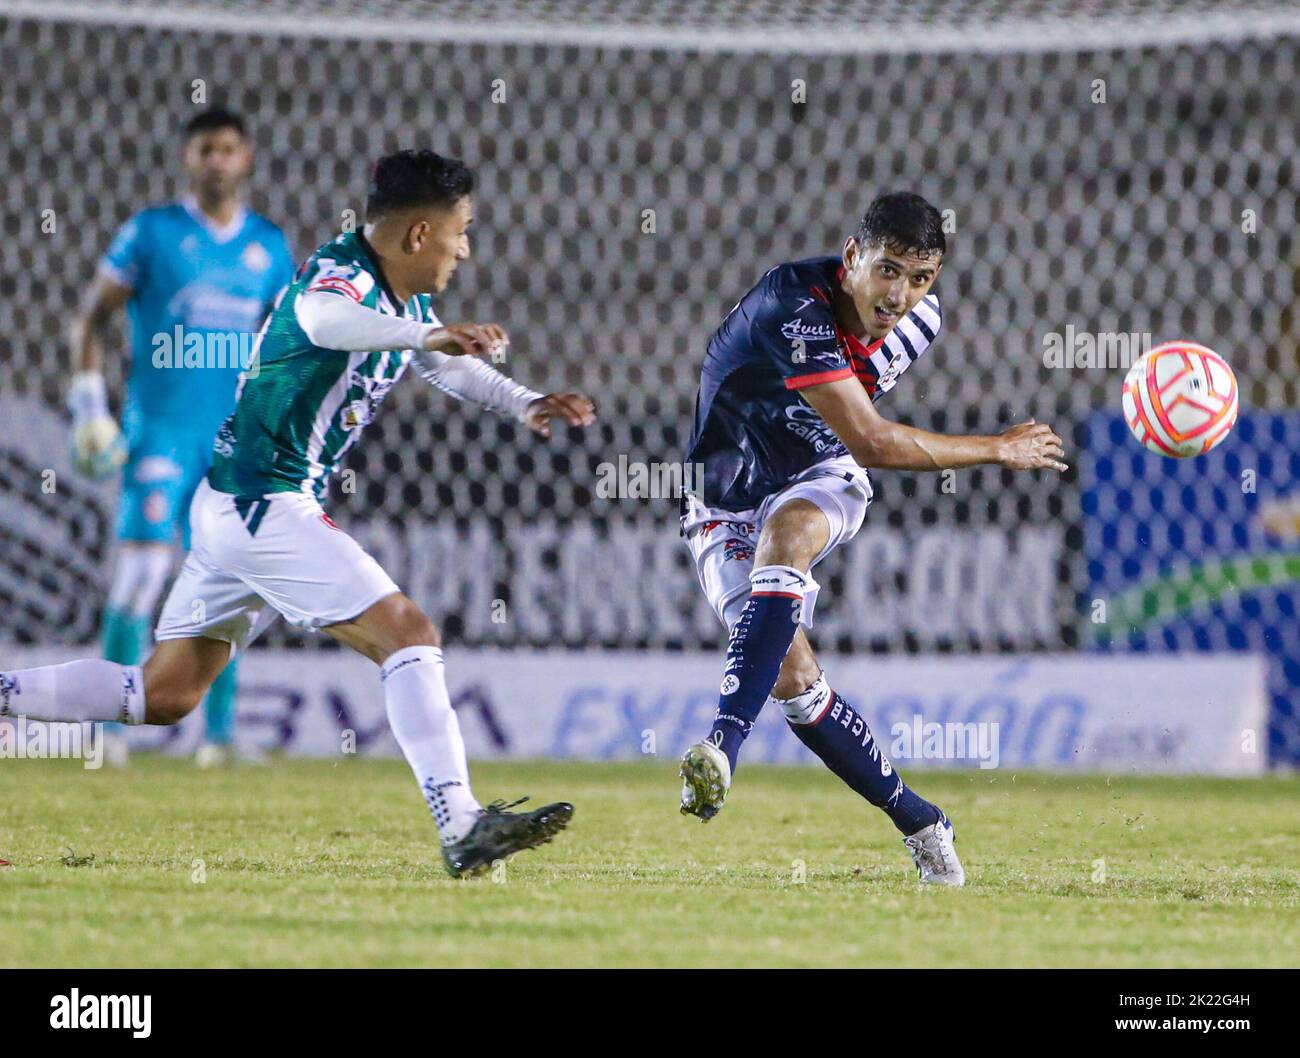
[4,150,596,877]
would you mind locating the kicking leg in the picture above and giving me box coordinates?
[325,592,572,877]
[771,633,965,885]
[1,636,231,728]
[680,498,826,821]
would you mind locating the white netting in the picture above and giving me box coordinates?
[0,6,1294,686]
[5,0,1300,52]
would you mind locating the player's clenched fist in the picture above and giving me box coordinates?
[995,419,1068,472]
[524,393,597,438]
[424,323,509,359]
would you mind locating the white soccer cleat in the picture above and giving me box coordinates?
[679,739,732,822]
[194,742,233,769]
[903,816,966,886]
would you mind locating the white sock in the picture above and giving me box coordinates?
[0,660,145,724]
[380,646,482,845]
[768,672,833,725]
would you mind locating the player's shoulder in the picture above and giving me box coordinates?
[300,231,378,301]
[306,230,368,268]
[116,203,178,237]
[741,256,841,351]
[756,255,841,308]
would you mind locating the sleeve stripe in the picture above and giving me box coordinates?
[913,295,941,335]
[785,367,855,389]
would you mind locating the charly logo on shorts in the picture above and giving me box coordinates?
[720,674,740,696]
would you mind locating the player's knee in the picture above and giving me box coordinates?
[756,501,826,570]
[142,679,203,725]
[389,596,441,650]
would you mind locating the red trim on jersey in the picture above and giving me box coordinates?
[307,276,363,302]
[752,590,803,599]
[785,367,855,389]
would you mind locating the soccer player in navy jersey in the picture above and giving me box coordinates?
[678,193,1067,884]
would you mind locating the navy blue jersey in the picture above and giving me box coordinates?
[685,256,941,511]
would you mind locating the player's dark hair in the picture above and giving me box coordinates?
[854,192,947,258]
[366,150,475,219]
[183,107,246,140]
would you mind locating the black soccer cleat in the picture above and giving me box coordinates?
[440,797,574,879]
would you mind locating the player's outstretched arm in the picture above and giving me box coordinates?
[295,292,596,435]
[415,342,595,437]
[296,289,503,356]
[66,273,132,479]
[800,375,1067,472]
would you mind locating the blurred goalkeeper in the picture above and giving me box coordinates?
[677,193,1067,884]
[9,149,594,876]
[68,107,295,767]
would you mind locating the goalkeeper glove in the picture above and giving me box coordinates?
[68,371,126,479]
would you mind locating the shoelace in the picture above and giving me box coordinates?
[483,796,530,814]
[905,832,950,875]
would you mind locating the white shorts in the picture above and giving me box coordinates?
[155,478,400,653]
[682,455,874,632]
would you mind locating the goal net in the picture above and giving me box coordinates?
[1,1,1296,758]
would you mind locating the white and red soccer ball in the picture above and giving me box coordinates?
[1121,340,1238,457]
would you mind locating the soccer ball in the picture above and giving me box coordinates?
[1121,341,1238,457]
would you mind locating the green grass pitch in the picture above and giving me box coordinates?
[1,756,1296,968]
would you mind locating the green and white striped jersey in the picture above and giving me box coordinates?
[208,231,436,500]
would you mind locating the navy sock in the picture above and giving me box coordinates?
[708,565,808,774]
[786,685,942,836]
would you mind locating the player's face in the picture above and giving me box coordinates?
[841,238,941,339]
[415,195,473,293]
[182,127,252,201]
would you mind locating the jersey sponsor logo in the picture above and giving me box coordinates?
[720,674,740,695]
[165,285,266,332]
[783,403,842,453]
[132,455,182,484]
[780,318,836,344]
[240,241,272,273]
